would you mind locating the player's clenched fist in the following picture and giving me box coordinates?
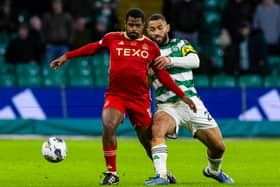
[154,56,172,70]
[50,55,68,69]
[182,95,197,113]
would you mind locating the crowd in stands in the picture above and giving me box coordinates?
[164,0,280,77]
[0,0,120,65]
[0,0,279,88]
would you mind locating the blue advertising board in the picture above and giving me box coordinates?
[0,88,279,121]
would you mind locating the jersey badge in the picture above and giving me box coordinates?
[171,46,179,53]
[142,43,149,50]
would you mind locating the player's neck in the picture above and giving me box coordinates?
[162,37,170,46]
[124,32,144,41]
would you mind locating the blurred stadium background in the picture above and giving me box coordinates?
[0,1,280,186]
[0,0,279,137]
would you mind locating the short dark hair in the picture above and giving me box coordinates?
[125,8,145,22]
[147,13,166,22]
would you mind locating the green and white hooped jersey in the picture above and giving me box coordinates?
[151,38,198,104]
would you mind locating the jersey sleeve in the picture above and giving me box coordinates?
[154,43,161,59]
[65,42,103,59]
[98,33,111,47]
[65,33,112,59]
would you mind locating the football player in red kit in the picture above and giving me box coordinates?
[50,8,196,185]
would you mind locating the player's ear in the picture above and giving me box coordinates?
[142,21,145,28]
[166,24,170,33]
[124,21,127,30]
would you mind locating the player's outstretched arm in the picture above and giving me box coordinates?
[153,53,200,70]
[50,55,68,69]
[50,42,103,70]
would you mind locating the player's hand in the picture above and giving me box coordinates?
[50,55,68,69]
[154,56,172,70]
[182,95,197,113]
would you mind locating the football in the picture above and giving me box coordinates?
[42,137,67,163]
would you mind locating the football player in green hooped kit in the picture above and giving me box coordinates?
[144,13,234,185]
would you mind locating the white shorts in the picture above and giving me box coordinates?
[156,96,218,138]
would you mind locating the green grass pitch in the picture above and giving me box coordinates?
[0,138,279,187]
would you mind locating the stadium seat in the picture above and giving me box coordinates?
[0,64,14,74]
[43,76,67,87]
[0,43,7,64]
[194,75,210,87]
[16,63,41,76]
[42,64,52,76]
[268,56,280,64]
[0,74,16,87]
[17,76,42,87]
[0,31,10,46]
[16,63,42,87]
[91,51,110,67]
[237,75,263,88]
[203,11,221,26]
[263,75,280,87]
[95,78,108,87]
[69,76,94,87]
[68,63,93,77]
[203,0,219,10]
[212,74,236,87]
[268,56,280,75]
[42,64,68,87]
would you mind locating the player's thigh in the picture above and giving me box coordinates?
[195,127,225,150]
[102,95,126,129]
[153,111,176,138]
[102,107,125,131]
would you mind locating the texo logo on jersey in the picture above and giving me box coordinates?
[116,48,149,58]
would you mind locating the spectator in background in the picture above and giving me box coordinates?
[0,0,15,33]
[5,24,38,64]
[42,0,72,63]
[221,0,253,42]
[253,0,280,55]
[165,0,203,45]
[29,15,45,63]
[70,16,91,49]
[89,0,120,37]
[223,21,269,75]
[91,16,108,42]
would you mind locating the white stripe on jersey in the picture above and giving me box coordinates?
[156,86,197,102]
[153,71,194,89]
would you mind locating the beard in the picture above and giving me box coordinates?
[153,34,168,47]
[127,32,139,40]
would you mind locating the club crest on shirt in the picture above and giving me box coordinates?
[142,43,148,50]
[171,46,179,53]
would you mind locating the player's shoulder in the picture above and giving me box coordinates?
[171,38,197,55]
[103,32,123,39]
[171,38,190,45]
[143,35,159,48]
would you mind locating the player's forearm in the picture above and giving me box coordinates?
[155,69,185,98]
[170,53,200,69]
[65,42,101,59]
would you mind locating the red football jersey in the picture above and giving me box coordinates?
[100,32,160,98]
[65,32,185,99]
